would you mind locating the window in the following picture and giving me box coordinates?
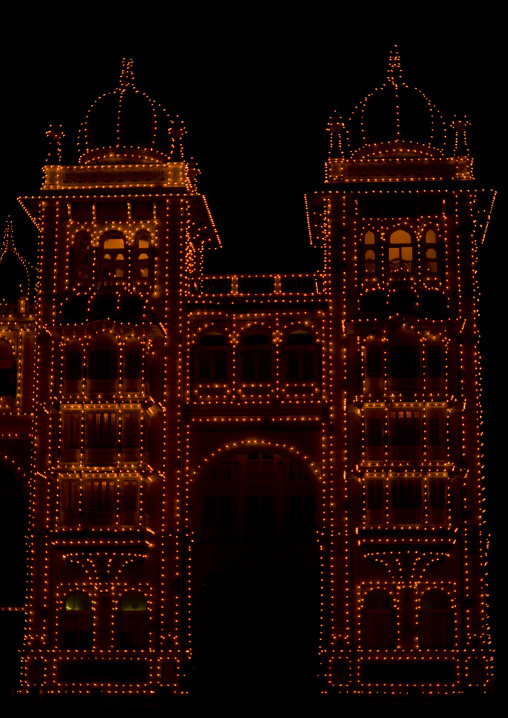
[426,345,444,377]
[365,410,385,447]
[389,409,421,446]
[89,347,118,380]
[239,333,272,382]
[100,232,126,283]
[116,591,148,649]
[193,332,229,384]
[86,411,118,448]
[71,234,92,284]
[424,229,441,276]
[0,339,16,397]
[61,591,92,649]
[365,345,383,377]
[282,330,318,383]
[362,230,377,276]
[389,345,420,378]
[418,589,453,649]
[428,478,446,511]
[427,410,445,446]
[361,589,396,649]
[204,495,232,523]
[389,478,423,524]
[388,229,413,273]
[61,480,79,512]
[365,479,385,526]
[62,411,81,463]
[124,345,142,379]
[84,479,116,512]
[121,480,139,513]
[133,232,152,281]
[64,347,83,381]
[390,478,422,510]
[246,450,275,481]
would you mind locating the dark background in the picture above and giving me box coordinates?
[0,7,504,700]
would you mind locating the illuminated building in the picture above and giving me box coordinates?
[0,51,493,698]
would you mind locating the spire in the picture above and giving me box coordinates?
[0,217,31,305]
[387,46,402,87]
[119,58,136,89]
[327,111,346,159]
[1,216,14,255]
[45,124,65,164]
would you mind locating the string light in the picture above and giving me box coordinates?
[0,49,493,698]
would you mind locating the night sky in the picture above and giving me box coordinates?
[1,9,505,689]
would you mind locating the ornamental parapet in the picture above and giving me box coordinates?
[325,157,473,183]
[43,162,188,189]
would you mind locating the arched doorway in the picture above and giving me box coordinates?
[190,446,321,697]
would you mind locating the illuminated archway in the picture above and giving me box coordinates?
[190,440,322,695]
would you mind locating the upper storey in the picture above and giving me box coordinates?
[326,49,473,183]
[42,59,191,191]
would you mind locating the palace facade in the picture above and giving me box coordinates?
[0,51,494,698]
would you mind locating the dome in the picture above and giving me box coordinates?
[0,220,30,304]
[346,49,447,158]
[79,59,178,164]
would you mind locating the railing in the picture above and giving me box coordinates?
[193,273,324,297]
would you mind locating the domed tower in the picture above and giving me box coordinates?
[79,58,182,165]
[327,48,471,182]
[18,61,219,698]
[307,48,494,695]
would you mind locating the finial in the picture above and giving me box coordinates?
[452,116,470,157]
[119,58,135,88]
[186,158,200,190]
[387,46,402,87]
[170,117,186,161]
[45,124,65,164]
[327,112,346,159]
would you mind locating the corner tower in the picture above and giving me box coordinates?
[307,48,494,695]
[18,60,219,696]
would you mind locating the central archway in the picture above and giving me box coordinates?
[190,444,322,697]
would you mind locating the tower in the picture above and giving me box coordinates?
[305,48,494,693]
[18,59,219,695]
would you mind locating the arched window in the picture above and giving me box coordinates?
[364,338,384,395]
[418,589,453,649]
[63,342,83,396]
[71,233,92,284]
[362,230,377,276]
[133,232,153,281]
[100,231,126,283]
[0,339,16,397]
[388,477,423,524]
[424,229,441,276]
[389,229,413,273]
[193,332,229,385]
[361,589,396,649]
[88,335,119,391]
[123,339,143,392]
[388,328,421,383]
[238,331,273,383]
[116,590,149,649]
[282,329,318,383]
[61,591,92,649]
